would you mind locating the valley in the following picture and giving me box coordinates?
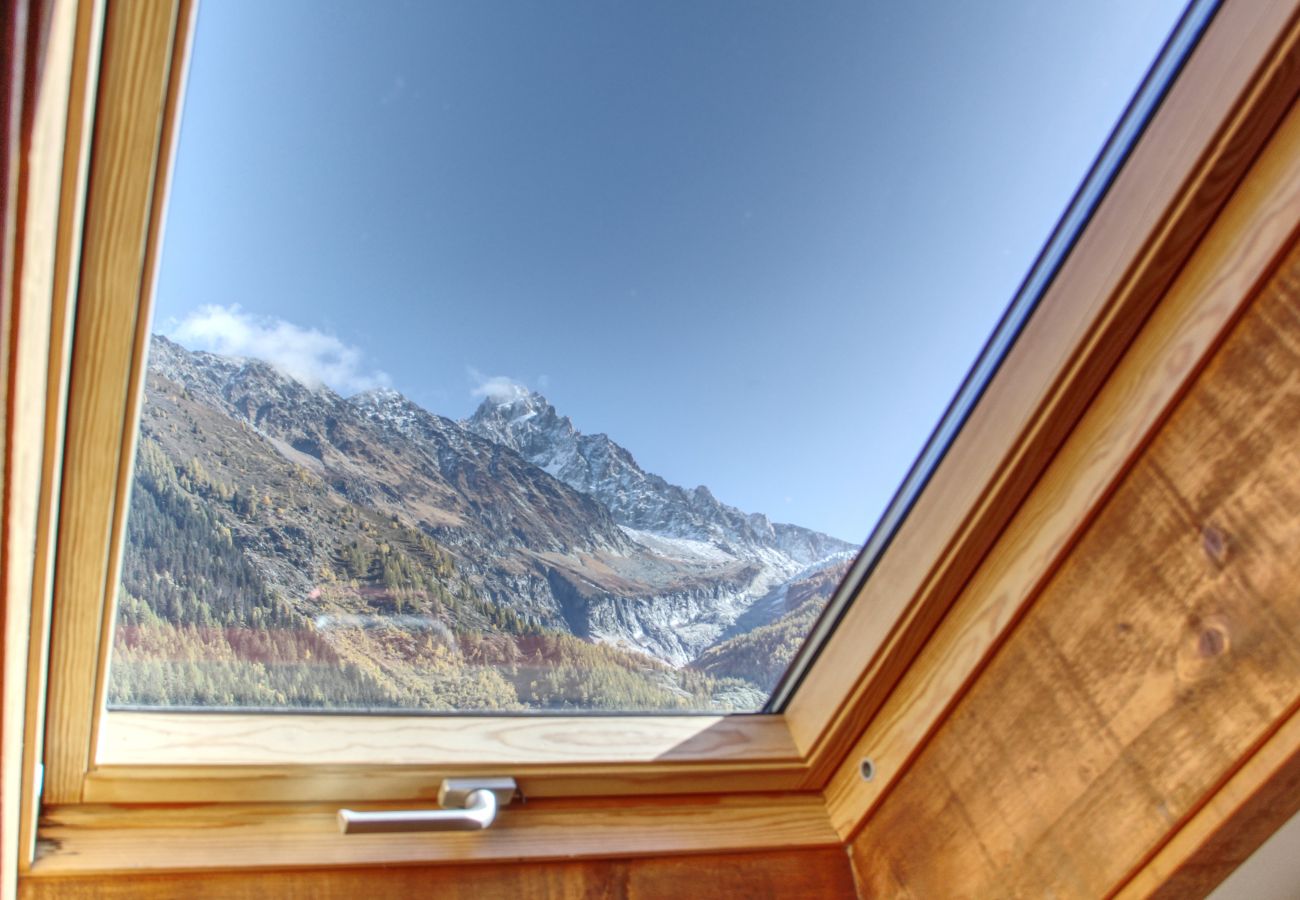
[108,336,857,712]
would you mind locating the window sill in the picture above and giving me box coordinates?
[88,710,805,803]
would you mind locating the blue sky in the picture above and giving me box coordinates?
[155,0,1188,542]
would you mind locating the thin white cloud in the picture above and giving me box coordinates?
[169,305,389,395]
[468,368,531,403]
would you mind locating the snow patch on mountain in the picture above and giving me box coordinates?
[464,390,856,571]
[618,527,734,565]
[149,335,859,670]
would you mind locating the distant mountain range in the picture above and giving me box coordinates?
[465,388,849,567]
[109,336,855,712]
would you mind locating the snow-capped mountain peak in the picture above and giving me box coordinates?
[348,386,425,434]
[464,391,854,570]
[148,336,856,670]
[471,390,572,444]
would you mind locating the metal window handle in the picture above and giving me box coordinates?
[338,777,518,834]
[339,790,496,833]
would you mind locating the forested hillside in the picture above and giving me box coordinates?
[107,338,854,712]
[110,431,753,710]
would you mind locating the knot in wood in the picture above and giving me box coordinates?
[1200,524,1230,566]
[1198,625,1227,658]
[1175,614,1230,681]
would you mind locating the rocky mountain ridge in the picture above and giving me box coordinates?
[119,336,857,708]
[464,389,852,570]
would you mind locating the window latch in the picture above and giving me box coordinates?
[338,777,519,834]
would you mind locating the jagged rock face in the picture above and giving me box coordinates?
[142,336,856,667]
[465,391,855,568]
[690,559,855,692]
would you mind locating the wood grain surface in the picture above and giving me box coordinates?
[97,711,800,767]
[1116,702,1300,899]
[4,0,105,889]
[88,711,806,803]
[40,0,183,804]
[28,793,840,876]
[849,214,1300,898]
[19,0,105,873]
[824,88,1300,840]
[789,0,1300,784]
[80,759,809,805]
[19,847,855,900]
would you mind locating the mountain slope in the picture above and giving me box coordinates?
[690,560,852,693]
[114,337,858,710]
[465,389,854,568]
[116,349,754,710]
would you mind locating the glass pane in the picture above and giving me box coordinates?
[108,0,1194,713]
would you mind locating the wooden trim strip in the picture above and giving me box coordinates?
[86,0,195,770]
[81,762,811,805]
[17,848,859,900]
[40,0,185,804]
[768,0,1219,716]
[788,0,1300,782]
[97,711,800,767]
[25,794,841,876]
[3,0,84,892]
[88,710,806,803]
[822,87,1300,840]
[18,0,104,873]
[843,245,1300,894]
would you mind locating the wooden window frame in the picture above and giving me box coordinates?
[9,0,1300,879]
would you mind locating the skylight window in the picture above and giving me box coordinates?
[105,0,1192,714]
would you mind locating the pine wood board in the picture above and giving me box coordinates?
[89,710,807,802]
[3,1,75,894]
[824,87,1300,839]
[790,0,1300,782]
[97,711,800,767]
[81,760,809,804]
[18,0,106,874]
[26,794,841,876]
[848,214,1300,899]
[3,0,103,891]
[17,847,856,900]
[40,0,183,804]
[1115,701,1300,899]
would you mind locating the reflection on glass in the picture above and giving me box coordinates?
[108,0,1190,712]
